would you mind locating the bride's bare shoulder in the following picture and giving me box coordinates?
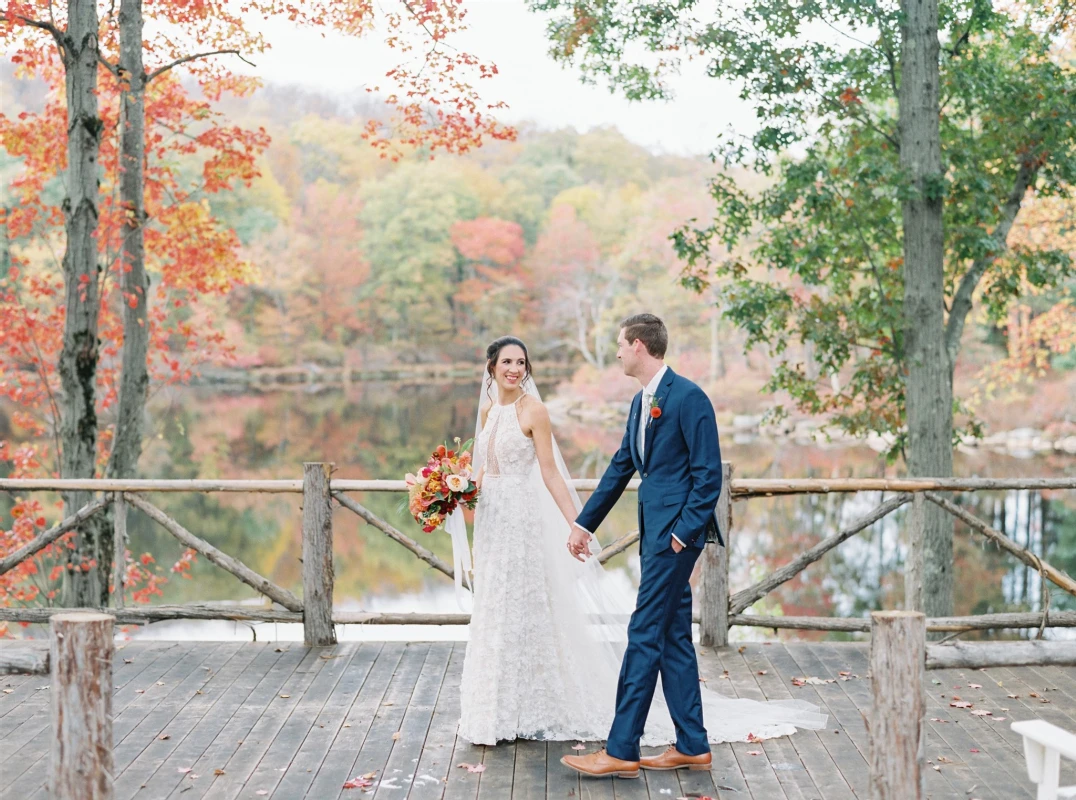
[480,403,492,428]
[517,393,548,420]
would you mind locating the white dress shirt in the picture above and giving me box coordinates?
[638,364,668,462]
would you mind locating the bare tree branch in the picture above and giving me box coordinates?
[98,54,121,78]
[944,160,1037,367]
[13,14,64,51]
[146,49,254,84]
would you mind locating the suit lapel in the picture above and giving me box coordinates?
[642,368,676,471]
[629,392,643,471]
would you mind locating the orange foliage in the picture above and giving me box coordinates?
[0,0,510,620]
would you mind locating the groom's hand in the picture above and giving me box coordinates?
[567,525,591,562]
[670,536,684,553]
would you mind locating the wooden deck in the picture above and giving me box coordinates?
[1,640,1073,799]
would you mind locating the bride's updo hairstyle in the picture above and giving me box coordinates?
[485,336,533,403]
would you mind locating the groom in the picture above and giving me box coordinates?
[563,313,723,778]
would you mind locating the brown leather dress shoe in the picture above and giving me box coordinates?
[639,746,713,771]
[560,748,640,778]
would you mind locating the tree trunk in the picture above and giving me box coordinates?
[0,202,10,280]
[899,0,953,618]
[106,0,150,484]
[58,0,106,608]
[709,312,726,382]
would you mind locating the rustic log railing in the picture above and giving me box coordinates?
[0,469,1074,646]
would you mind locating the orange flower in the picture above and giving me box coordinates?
[650,406,662,419]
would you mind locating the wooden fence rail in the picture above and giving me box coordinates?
[1,467,1074,646]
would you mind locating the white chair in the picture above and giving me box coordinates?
[1012,719,1076,800]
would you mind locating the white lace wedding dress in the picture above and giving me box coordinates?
[456,394,827,746]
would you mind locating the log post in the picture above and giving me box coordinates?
[302,462,336,646]
[112,493,127,608]
[49,611,114,800]
[904,493,925,611]
[700,462,733,647]
[869,611,926,800]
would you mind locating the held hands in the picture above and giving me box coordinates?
[567,525,592,562]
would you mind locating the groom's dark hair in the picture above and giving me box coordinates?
[620,313,668,359]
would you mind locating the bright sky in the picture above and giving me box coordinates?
[247,0,752,156]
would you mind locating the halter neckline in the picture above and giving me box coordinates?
[496,394,525,408]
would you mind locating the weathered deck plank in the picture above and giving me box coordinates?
[304,641,402,799]
[742,644,855,800]
[0,639,1064,800]
[373,641,452,798]
[274,644,381,799]
[410,642,466,800]
[161,643,310,800]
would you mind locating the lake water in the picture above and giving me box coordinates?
[95,380,1076,641]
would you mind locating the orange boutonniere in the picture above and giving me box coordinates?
[647,394,663,421]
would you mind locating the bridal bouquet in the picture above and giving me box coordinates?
[405,438,479,533]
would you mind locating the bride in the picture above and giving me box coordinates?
[456,335,826,747]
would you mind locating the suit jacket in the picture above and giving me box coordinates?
[576,367,724,552]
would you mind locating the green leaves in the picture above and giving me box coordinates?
[537,0,1076,444]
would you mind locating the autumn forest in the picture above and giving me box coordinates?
[1,0,1074,633]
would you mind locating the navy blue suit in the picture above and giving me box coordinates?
[576,367,723,760]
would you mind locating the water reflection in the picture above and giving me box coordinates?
[105,382,1076,640]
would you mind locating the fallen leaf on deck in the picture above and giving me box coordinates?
[458,763,486,773]
[950,701,973,709]
[737,646,746,654]
[214,769,225,776]
[839,671,852,677]
[746,733,762,743]
[158,734,171,740]
[342,775,374,789]
[929,718,949,723]
[1007,694,1019,699]
[970,749,980,753]
[969,683,982,689]
[970,710,992,716]
[937,756,953,764]
[155,681,165,686]
[279,694,290,699]
[994,717,1006,722]
[136,689,145,694]
[746,750,762,756]
[757,670,768,675]
[256,791,268,796]
[572,743,586,750]
[392,732,401,741]
[2,689,12,694]
[792,676,836,686]
[177,768,192,774]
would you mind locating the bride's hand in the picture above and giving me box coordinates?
[566,525,591,562]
